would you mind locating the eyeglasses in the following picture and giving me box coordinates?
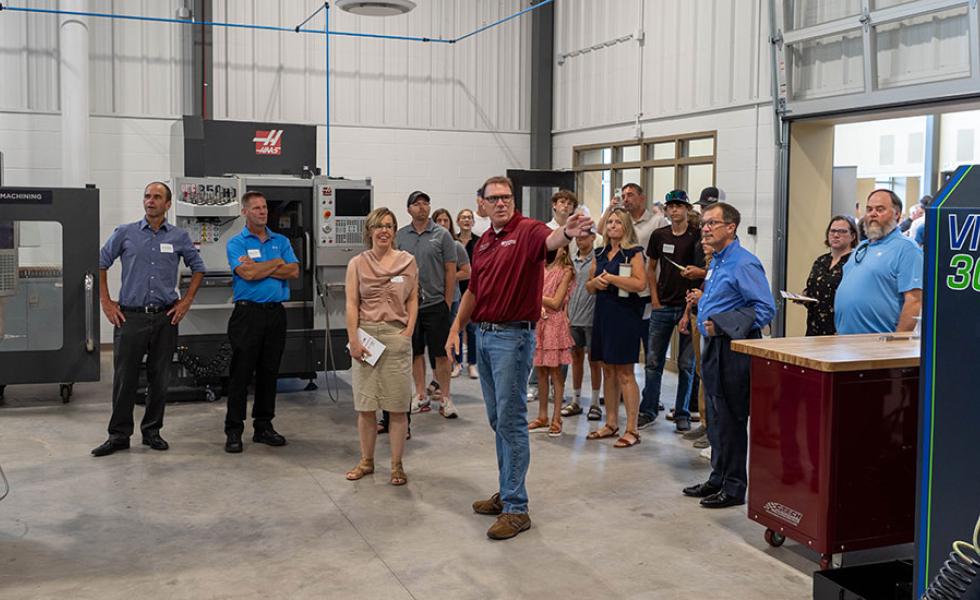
[485,194,514,204]
[701,219,730,229]
[370,224,395,230]
[853,242,869,263]
[828,228,851,235]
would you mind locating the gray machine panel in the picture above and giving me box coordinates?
[0,221,18,297]
[314,176,373,267]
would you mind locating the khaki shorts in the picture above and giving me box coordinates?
[352,321,413,413]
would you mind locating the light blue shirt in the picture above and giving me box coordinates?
[834,227,923,334]
[697,238,775,337]
[99,218,207,307]
[226,228,299,303]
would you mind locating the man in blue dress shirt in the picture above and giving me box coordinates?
[835,189,923,334]
[223,191,299,453]
[93,182,206,457]
[682,202,775,508]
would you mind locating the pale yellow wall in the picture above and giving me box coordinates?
[786,122,836,337]
[856,178,876,217]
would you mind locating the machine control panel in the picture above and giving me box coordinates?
[314,177,372,266]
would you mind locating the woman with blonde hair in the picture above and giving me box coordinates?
[585,207,648,448]
[345,207,418,485]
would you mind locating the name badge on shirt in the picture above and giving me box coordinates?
[391,276,406,284]
[662,243,675,254]
[160,243,174,253]
[247,248,262,259]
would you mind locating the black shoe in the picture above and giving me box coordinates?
[700,491,745,509]
[225,432,243,453]
[674,417,692,433]
[141,435,169,451]
[682,482,721,498]
[253,428,287,447]
[91,439,130,457]
[637,413,657,430]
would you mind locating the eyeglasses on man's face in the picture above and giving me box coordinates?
[701,219,730,229]
[485,194,514,204]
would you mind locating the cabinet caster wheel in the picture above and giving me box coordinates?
[204,386,217,403]
[60,383,73,403]
[764,528,785,547]
[819,555,832,570]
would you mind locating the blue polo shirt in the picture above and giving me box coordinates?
[99,218,207,307]
[697,238,775,337]
[226,228,299,303]
[834,227,923,334]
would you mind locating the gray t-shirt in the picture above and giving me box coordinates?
[568,250,596,327]
[396,220,457,308]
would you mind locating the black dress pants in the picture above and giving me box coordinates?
[225,302,286,435]
[108,311,177,441]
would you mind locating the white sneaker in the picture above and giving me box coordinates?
[411,395,431,414]
[526,386,538,402]
[451,363,462,378]
[699,446,712,461]
[468,365,479,379]
[440,397,459,419]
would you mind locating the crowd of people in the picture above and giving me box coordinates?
[93,176,925,542]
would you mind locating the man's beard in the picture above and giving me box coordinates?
[865,219,896,241]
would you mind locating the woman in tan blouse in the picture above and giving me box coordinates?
[344,207,419,485]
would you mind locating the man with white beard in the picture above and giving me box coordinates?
[834,189,923,334]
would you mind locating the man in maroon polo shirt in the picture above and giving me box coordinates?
[447,175,593,540]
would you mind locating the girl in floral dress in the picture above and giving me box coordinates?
[529,247,575,437]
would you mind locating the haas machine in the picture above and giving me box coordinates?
[162,175,372,401]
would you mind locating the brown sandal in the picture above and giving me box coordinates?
[614,430,641,448]
[390,462,407,486]
[528,417,550,431]
[587,424,620,440]
[346,458,375,480]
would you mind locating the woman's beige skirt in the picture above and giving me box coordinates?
[351,321,413,413]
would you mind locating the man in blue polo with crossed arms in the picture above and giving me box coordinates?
[223,190,300,453]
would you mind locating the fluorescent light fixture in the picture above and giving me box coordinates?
[335,0,416,17]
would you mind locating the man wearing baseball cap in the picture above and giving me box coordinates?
[396,191,459,418]
[696,186,725,208]
[639,189,705,432]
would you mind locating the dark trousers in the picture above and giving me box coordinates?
[705,391,749,500]
[108,311,177,441]
[225,303,286,435]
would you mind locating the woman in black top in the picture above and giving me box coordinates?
[800,216,859,336]
[456,208,481,378]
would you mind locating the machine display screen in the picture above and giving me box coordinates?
[0,222,14,250]
[335,188,372,217]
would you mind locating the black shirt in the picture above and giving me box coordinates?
[803,251,850,336]
[646,224,705,306]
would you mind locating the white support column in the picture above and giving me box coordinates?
[59,0,90,187]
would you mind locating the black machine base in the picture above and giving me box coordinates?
[814,560,913,600]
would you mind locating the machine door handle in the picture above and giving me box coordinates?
[303,230,312,273]
[84,272,95,352]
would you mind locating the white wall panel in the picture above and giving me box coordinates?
[211,0,530,133]
[555,0,771,133]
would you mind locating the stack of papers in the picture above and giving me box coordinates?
[780,291,818,303]
[347,328,387,366]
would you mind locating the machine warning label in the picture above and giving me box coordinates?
[253,130,283,156]
[0,189,53,204]
[764,502,803,526]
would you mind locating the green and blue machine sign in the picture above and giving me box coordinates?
[916,164,980,596]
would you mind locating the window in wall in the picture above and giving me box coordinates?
[573,132,716,218]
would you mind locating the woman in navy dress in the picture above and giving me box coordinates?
[585,207,648,448]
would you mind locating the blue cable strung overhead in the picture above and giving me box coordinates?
[0,0,555,177]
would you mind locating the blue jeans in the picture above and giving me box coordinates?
[639,306,695,420]
[476,326,535,514]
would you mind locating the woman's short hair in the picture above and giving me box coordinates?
[825,215,859,249]
[363,207,397,248]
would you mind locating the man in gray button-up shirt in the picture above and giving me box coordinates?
[396,191,458,418]
[92,181,206,457]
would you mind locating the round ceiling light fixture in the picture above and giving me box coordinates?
[335,0,416,17]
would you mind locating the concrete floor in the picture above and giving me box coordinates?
[0,353,817,600]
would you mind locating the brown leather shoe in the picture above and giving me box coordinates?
[487,512,531,540]
[472,492,503,515]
